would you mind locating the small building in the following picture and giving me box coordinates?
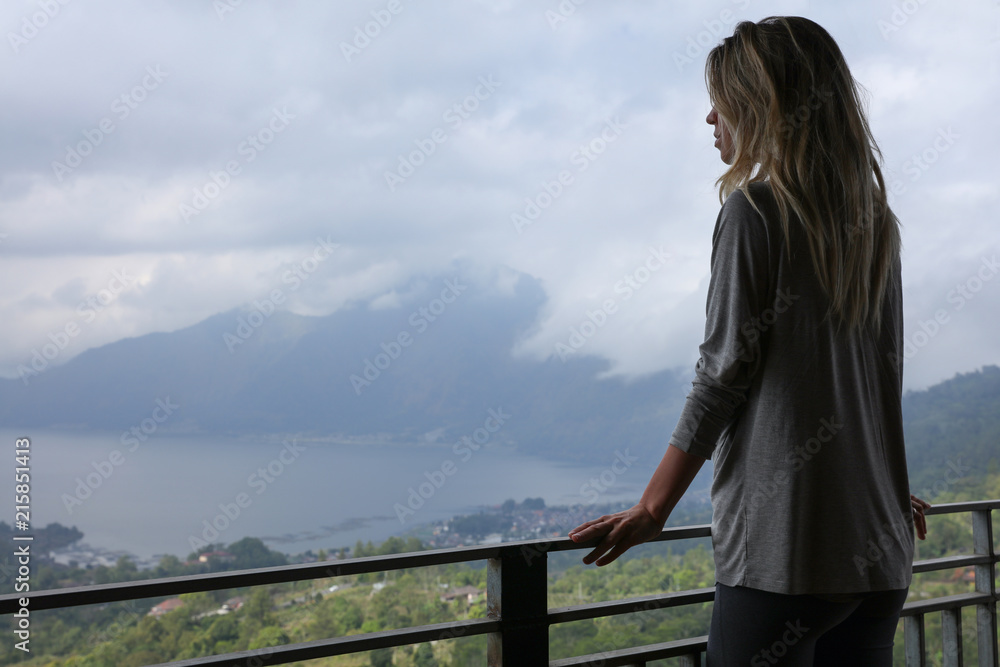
[222,596,244,611]
[148,598,184,617]
[440,586,481,604]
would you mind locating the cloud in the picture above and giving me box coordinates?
[1,0,997,390]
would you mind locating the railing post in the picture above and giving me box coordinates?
[942,607,964,667]
[905,614,927,667]
[487,543,548,666]
[972,509,998,667]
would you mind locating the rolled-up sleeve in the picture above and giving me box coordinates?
[668,188,773,460]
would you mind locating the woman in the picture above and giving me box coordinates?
[569,16,932,665]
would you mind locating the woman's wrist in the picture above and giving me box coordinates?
[639,496,669,528]
[639,444,708,528]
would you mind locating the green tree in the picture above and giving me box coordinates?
[113,555,140,581]
[414,641,438,666]
[227,537,288,569]
[248,626,290,650]
[206,615,240,644]
[92,564,112,585]
[155,554,184,577]
[179,591,217,615]
[243,588,277,625]
[370,647,393,667]
[377,536,408,555]
[523,497,546,510]
[309,595,363,638]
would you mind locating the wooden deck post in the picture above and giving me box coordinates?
[487,543,549,666]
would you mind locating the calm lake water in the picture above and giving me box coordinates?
[0,429,676,561]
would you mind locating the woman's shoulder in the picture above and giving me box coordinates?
[721,181,791,243]
[717,181,778,238]
[722,180,776,211]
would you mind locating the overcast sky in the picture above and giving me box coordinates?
[2,0,998,393]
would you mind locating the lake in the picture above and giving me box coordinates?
[0,429,699,562]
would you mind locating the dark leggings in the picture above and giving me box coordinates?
[706,582,909,666]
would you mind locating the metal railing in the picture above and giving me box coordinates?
[1,500,997,666]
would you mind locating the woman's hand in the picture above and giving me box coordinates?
[568,503,664,566]
[911,494,931,540]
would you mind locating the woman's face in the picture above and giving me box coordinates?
[706,106,735,164]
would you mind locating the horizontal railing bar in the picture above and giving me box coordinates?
[0,524,711,614]
[924,500,1000,515]
[899,591,994,616]
[641,524,713,542]
[549,635,709,667]
[0,547,499,614]
[145,617,500,667]
[912,553,992,574]
[548,587,716,625]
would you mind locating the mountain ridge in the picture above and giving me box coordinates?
[2,265,996,480]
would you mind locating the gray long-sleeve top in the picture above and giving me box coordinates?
[668,181,915,596]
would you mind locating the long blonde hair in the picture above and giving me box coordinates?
[705,16,901,337]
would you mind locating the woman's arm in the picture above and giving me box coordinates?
[568,444,707,566]
[640,444,708,525]
[568,191,770,566]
